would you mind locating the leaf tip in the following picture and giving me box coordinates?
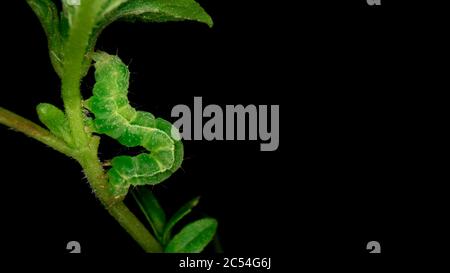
[204,15,214,28]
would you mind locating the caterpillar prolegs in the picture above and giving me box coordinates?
[85,52,183,198]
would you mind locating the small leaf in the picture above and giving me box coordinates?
[84,0,213,65]
[131,187,166,241]
[26,0,64,76]
[165,218,218,253]
[36,103,73,146]
[109,0,214,27]
[162,196,200,245]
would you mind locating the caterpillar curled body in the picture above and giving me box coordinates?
[85,52,183,198]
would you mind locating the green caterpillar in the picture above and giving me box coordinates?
[85,52,183,198]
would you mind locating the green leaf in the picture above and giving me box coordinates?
[29,0,212,77]
[84,0,213,66]
[108,0,213,27]
[162,196,200,245]
[26,0,64,76]
[165,218,218,253]
[36,103,73,146]
[131,187,166,241]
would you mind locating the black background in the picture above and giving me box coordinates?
[0,0,445,265]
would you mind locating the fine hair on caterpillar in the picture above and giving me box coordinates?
[85,51,183,199]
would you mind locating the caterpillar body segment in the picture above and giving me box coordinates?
[85,52,183,198]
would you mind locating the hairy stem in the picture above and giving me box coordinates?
[79,150,162,252]
[0,106,162,252]
[0,107,75,157]
[108,202,163,252]
[59,0,162,252]
[61,1,103,148]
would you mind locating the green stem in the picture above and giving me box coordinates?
[0,107,75,157]
[61,1,102,148]
[0,106,162,252]
[79,148,162,252]
[59,0,162,252]
[108,202,163,252]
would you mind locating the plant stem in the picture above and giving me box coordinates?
[0,106,162,252]
[108,202,163,252]
[0,107,75,157]
[58,0,162,252]
[61,1,102,148]
[77,144,163,252]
